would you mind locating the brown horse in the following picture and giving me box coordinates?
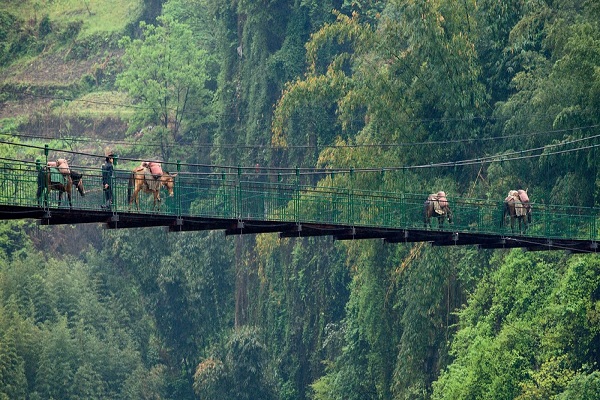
[501,190,531,234]
[424,192,452,229]
[37,167,85,209]
[127,167,177,211]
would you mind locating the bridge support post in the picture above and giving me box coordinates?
[295,167,300,224]
[176,160,181,216]
[348,167,354,226]
[237,165,242,220]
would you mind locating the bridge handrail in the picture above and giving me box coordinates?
[0,162,597,241]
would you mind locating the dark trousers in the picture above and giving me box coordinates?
[103,187,113,207]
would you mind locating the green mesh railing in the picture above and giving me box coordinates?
[0,162,598,241]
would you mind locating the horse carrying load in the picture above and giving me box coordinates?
[36,159,85,209]
[424,191,452,228]
[502,189,532,233]
[504,189,529,218]
[431,191,448,214]
[128,161,176,211]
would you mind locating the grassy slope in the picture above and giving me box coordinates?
[2,0,142,38]
[0,0,140,145]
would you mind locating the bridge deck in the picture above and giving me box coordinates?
[0,162,598,252]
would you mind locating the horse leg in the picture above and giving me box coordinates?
[128,189,135,210]
[519,217,526,234]
[135,189,140,210]
[154,191,161,211]
[128,184,136,210]
[131,187,140,210]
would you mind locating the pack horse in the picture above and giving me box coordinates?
[424,191,452,229]
[36,159,85,209]
[502,189,532,234]
[127,161,177,211]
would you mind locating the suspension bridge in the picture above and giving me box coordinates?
[0,158,598,253]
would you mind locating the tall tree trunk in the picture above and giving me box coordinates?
[234,235,248,327]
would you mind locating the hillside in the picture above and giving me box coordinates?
[0,0,144,147]
[0,1,599,400]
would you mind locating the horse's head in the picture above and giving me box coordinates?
[71,171,85,197]
[161,173,177,197]
[445,207,453,224]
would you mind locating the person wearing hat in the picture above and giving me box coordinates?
[101,154,114,210]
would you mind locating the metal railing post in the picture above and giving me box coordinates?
[176,160,181,216]
[295,166,300,223]
[113,154,118,211]
[349,167,354,226]
[237,165,242,219]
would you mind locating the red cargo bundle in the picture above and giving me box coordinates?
[56,158,70,175]
[148,162,163,176]
[436,191,448,208]
[517,189,529,203]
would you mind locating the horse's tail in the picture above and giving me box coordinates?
[127,172,134,203]
[500,202,506,227]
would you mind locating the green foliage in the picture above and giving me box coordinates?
[556,370,600,400]
[121,364,167,400]
[0,11,38,66]
[0,244,166,399]
[156,230,235,362]
[254,236,350,399]
[493,0,600,204]
[117,15,213,160]
[193,327,275,400]
[432,253,600,399]
[0,306,28,400]
[2,0,600,399]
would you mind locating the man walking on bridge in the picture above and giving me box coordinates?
[101,153,114,210]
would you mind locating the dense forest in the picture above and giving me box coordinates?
[1,0,599,399]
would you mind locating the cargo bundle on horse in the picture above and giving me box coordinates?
[424,191,452,228]
[36,159,85,209]
[127,161,177,211]
[501,189,532,234]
